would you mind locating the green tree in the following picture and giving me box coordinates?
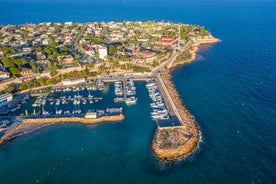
[19,83,28,90]
[72,59,79,66]
[93,37,104,44]
[37,77,47,86]
[48,41,58,47]
[118,55,130,61]
[3,85,15,93]
[9,67,20,78]
[108,45,117,55]
[0,47,15,56]
[48,62,58,71]
[50,70,58,77]
[30,63,41,73]
[86,62,94,69]
[1,57,14,67]
[44,47,53,56]
[61,47,69,55]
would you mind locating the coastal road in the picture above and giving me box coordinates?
[150,49,178,76]
[150,41,192,76]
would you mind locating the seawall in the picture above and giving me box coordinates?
[22,115,125,124]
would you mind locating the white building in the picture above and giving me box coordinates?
[0,93,13,107]
[99,46,108,60]
[85,111,97,119]
[0,71,10,80]
[64,22,73,26]
[62,78,86,86]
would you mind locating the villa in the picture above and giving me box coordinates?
[155,37,177,46]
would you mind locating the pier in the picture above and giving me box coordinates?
[151,72,200,161]
[155,74,183,127]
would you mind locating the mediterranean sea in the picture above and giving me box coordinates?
[0,0,275,183]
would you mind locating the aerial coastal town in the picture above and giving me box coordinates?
[0,21,210,89]
[0,21,218,161]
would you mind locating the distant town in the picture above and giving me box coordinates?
[0,21,210,94]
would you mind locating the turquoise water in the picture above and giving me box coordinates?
[0,0,276,183]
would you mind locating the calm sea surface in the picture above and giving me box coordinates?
[0,0,275,183]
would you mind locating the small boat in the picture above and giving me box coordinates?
[41,100,46,105]
[56,99,61,105]
[158,115,170,120]
[125,96,137,105]
[64,110,71,115]
[97,81,105,90]
[92,86,97,91]
[114,97,125,102]
[56,110,63,115]
[127,90,136,96]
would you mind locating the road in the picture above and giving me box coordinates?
[157,74,184,125]
[150,41,192,76]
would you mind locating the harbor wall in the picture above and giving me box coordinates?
[151,36,219,161]
[22,115,124,124]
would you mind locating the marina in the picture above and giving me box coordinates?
[113,77,138,105]
[1,75,185,144]
[146,80,170,120]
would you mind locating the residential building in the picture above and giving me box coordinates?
[0,70,10,80]
[99,45,108,60]
[0,93,13,107]
[155,37,177,46]
[20,68,33,76]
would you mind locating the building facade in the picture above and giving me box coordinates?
[62,78,86,86]
[0,93,13,107]
[99,46,108,60]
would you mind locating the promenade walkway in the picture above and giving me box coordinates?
[157,74,184,126]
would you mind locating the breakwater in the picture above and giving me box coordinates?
[152,73,200,161]
[22,115,124,124]
[152,36,218,161]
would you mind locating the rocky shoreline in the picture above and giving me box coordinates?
[171,36,220,68]
[152,36,219,161]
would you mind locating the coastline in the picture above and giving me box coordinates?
[171,36,220,68]
[0,34,219,162]
[152,36,219,161]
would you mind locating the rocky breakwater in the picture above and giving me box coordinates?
[152,35,218,161]
[152,73,200,161]
[152,126,199,161]
[22,115,125,125]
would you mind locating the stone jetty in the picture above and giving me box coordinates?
[22,115,124,124]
